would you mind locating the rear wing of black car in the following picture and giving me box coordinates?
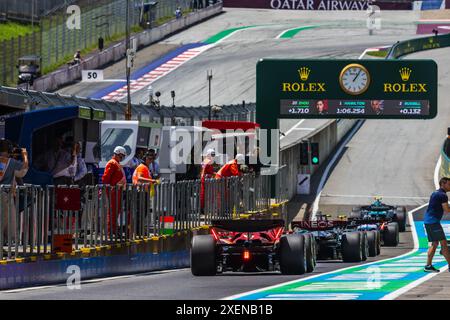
[347,217,392,224]
[291,220,349,231]
[211,219,285,232]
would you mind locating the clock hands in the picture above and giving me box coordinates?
[352,69,362,82]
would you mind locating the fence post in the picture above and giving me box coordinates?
[0,187,3,260]
[9,39,14,85]
[17,35,22,65]
[2,40,6,85]
[55,15,59,63]
[48,16,53,66]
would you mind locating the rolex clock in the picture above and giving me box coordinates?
[339,63,371,95]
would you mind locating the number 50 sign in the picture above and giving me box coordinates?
[82,70,104,82]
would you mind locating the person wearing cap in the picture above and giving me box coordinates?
[132,153,157,186]
[102,146,127,186]
[102,146,127,234]
[215,153,245,179]
[200,149,216,210]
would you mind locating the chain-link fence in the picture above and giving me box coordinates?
[0,0,197,86]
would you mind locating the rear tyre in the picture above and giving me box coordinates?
[360,231,369,261]
[280,234,306,275]
[342,232,362,262]
[366,230,378,257]
[303,234,315,273]
[395,207,407,232]
[191,235,217,276]
[383,222,400,247]
[375,230,381,255]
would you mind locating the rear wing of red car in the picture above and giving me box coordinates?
[211,219,285,233]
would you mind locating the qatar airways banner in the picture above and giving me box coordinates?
[223,0,412,10]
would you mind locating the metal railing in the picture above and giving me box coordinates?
[0,172,280,260]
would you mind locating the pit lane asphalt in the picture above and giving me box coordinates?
[0,228,412,300]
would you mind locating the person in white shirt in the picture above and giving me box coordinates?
[74,142,88,186]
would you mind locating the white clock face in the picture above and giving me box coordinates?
[340,64,370,95]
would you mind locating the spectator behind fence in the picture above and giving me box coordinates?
[51,136,77,186]
[74,142,88,187]
[73,50,83,65]
[11,145,29,186]
[175,7,182,19]
[102,146,127,234]
[126,147,144,170]
[0,140,28,242]
[147,149,160,180]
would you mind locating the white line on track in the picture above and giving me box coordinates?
[280,120,305,140]
[222,204,428,300]
[292,127,316,131]
[434,155,442,189]
[320,194,430,201]
[0,268,189,294]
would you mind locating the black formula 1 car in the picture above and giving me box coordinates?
[346,197,406,247]
[291,213,381,263]
[190,219,316,276]
[349,197,407,232]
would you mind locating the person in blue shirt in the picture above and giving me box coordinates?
[424,177,450,272]
[147,149,160,180]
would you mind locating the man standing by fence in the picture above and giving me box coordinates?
[200,149,216,211]
[102,146,127,235]
[132,153,156,186]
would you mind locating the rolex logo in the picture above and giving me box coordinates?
[298,67,311,81]
[399,67,412,81]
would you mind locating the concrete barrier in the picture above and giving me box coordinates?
[32,3,223,92]
[223,0,413,10]
[0,227,210,290]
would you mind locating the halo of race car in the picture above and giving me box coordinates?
[191,197,407,276]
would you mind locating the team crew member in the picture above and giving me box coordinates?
[215,154,245,179]
[147,149,160,180]
[102,146,127,234]
[424,177,450,272]
[200,149,216,210]
[132,153,157,185]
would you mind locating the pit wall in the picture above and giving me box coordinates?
[0,227,209,290]
[280,119,356,199]
[32,3,223,92]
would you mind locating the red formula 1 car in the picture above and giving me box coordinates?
[190,219,316,276]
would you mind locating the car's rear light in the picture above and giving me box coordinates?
[243,250,251,260]
[211,228,219,241]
